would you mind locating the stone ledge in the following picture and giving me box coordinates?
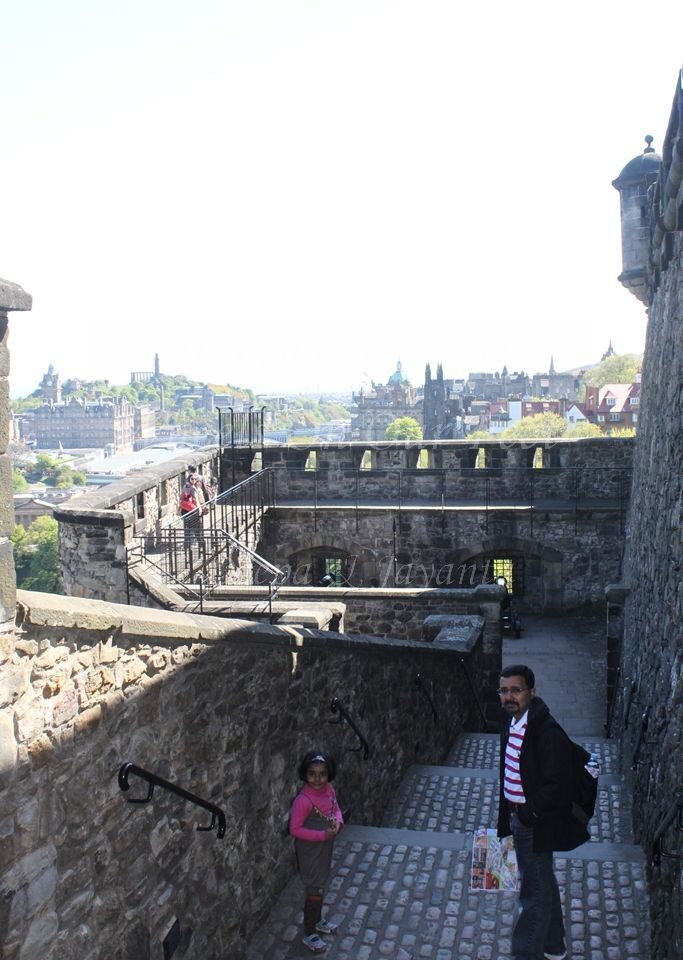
[14,590,476,659]
[0,278,32,312]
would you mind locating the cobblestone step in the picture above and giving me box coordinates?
[247,616,651,959]
[246,832,648,960]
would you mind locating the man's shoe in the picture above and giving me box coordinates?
[315,920,338,935]
[543,953,567,960]
[302,933,328,953]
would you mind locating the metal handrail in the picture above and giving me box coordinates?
[118,762,226,838]
[415,673,438,723]
[652,790,683,866]
[328,697,370,759]
[631,707,657,770]
[623,679,639,731]
[458,656,490,730]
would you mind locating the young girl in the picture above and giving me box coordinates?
[289,750,344,954]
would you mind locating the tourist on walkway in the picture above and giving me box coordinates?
[496,664,589,960]
[289,750,344,954]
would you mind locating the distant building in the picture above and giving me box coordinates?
[352,362,422,441]
[531,357,581,400]
[422,363,466,439]
[133,405,156,444]
[33,396,135,452]
[39,364,62,403]
[584,382,640,434]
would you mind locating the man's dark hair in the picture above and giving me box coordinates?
[500,664,535,689]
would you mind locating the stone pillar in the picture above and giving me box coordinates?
[0,278,33,626]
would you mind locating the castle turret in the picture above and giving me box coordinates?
[612,135,661,304]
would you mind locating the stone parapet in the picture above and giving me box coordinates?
[0,278,32,626]
[1,591,483,960]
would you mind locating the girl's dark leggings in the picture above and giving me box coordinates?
[303,886,324,934]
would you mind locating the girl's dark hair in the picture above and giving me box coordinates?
[298,749,336,782]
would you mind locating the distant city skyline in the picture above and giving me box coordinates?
[3,2,680,398]
[14,339,631,402]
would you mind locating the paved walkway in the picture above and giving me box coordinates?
[247,616,650,960]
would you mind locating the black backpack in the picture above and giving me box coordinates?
[568,739,598,826]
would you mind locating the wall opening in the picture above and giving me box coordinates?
[305,450,318,472]
[532,447,544,469]
[251,451,263,472]
[360,450,375,470]
[475,447,486,469]
[417,449,431,469]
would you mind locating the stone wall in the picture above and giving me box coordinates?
[241,436,634,503]
[0,280,32,626]
[259,503,626,612]
[206,584,503,716]
[1,591,484,960]
[53,450,223,603]
[615,71,683,960]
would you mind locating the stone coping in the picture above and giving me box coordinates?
[0,278,32,311]
[52,447,217,518]
[255,437,633,450]
[14,590,483,659]
[205,583,504,603]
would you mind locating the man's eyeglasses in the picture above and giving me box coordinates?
[496,686,529,696]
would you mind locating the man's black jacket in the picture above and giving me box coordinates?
[497,695,590,852]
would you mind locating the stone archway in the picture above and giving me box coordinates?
[445,536,564,611]
[261,532,380,587]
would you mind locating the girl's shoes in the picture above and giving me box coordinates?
[315,920,338,935]
[302,933,327,953]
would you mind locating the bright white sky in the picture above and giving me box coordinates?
[2,1,682,397]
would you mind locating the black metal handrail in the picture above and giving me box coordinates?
[415,673,438,723]
[604,664,621,738]
[652,790,683,866]
[118,763,226,839]
[328,697,370,759]
[631,707,657,770]
[623,679,639,731]
[458,656,490,730]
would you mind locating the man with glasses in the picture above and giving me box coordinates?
[496,664,589,960]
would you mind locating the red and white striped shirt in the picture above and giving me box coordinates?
[503,711,528,804]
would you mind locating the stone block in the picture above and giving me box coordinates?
[0,537,16,625]
[0,377,8,454]
[0,280,32,312]
[0,454,15,537]
[0,709,17,787]
[0,662,29,709]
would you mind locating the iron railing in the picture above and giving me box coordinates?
[131,469,282,614]
[118,762,226,838]
[415,673,438,723]
[328,697,370,759]
[267,465,632,535]
[652,790,683,866]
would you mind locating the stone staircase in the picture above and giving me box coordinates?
[247,615,652,959]
[247,733,651,960]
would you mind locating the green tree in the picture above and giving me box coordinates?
[12,469,29,492]
[565,421,602,438]
[609,426,636,437]
[11,517,62,593]
[384,417,423,441]
[501,413,567,439]
[580,353,642,398]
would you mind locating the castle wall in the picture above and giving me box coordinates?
[618,233,683,958]
[203,584,504,710]
[614,75,683,960]
[0,280,32,626]
[54,451,224,603]
[260,503,625,612]
[1,592,483,960]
